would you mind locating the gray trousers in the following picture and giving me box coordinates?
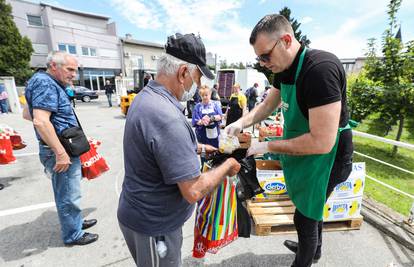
[119,222,183,267]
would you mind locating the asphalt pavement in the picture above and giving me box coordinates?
[0,97,413,267]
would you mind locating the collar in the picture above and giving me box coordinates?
[146,80,185,112]
[278,45,305,84]
[43,72,66,89]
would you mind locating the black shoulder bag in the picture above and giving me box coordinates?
[58,110,90,157]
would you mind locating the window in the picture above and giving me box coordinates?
[27,14,43,27]
[68,45,76,54]
[82,47,89,56]
[58,44,66,52]
[58,44,77,55]
[137,55,144,69]
[81,46,97,57]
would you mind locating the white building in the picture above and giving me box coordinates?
[8,0,121,91]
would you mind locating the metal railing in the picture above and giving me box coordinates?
[352,130,414,224]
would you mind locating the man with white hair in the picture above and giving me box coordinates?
[117,33,241,266]
[24,51,98,246]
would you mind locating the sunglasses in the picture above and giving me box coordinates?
[256,39,281,63]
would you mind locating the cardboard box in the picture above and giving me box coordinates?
[258,126,282,142]
[328,162,366,199]
[323,196,362,222]
[255,160,286,195]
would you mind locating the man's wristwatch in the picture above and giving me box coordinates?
[201,144,206,158]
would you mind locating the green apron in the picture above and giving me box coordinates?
[280,47,350,220]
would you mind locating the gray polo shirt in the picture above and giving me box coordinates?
[118,80,200,235]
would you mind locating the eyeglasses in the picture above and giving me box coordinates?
[256,39,281,63]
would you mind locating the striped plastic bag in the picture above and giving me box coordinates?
[193,172,238,258]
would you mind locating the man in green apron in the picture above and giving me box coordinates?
[225,14,353,267]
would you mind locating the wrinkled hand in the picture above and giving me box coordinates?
[204,144,218,156]
[224,119,243,136]
[54,151,71,173]
[247,141,269,157]
[226,158,241,177]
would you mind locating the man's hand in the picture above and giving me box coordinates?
[53,151,71,173]
[225,119,243,136]
[225,158,241,177]
[204,144,218,155]
[247,141,269,157]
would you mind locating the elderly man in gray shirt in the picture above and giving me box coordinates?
[117,33,241,267]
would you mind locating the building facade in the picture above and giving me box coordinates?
[120,35,165,79]
[8,0,121,91]
[340,57,367,75]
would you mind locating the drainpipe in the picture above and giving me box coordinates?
[120,39,126,77]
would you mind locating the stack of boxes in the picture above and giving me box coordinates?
[323,162,366,222]
[253,160,366,222]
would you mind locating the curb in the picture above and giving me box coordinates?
[362,196,414,251]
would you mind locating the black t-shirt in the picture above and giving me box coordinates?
[273,46,353,164]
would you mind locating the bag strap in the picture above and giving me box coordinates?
[46,72,84,130]
[71,108,84,130]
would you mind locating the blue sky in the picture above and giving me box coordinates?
[31,0,414,63]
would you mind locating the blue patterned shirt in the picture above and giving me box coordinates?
[25,72,78,139]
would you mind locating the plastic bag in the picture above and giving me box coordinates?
[80,138,109,180]
[0,133,16,164]
[219,133,240,154]
[193,171,238,258]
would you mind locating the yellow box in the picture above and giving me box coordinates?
[257,170,287,195]
[329,162,365,199]
[323,196,362,222]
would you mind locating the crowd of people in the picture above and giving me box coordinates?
[17,13,352,267]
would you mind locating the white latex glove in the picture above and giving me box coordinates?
[247,141,269,157]
[225,120,243,136]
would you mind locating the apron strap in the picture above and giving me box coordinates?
[339,123,351,132]
[294,47,307,82]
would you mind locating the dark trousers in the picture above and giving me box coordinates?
[106,94,112,107]
[0,99,8,113]
[292,161,352,267]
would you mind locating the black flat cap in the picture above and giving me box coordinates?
[165,33,215,80]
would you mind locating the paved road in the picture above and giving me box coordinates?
[0,98,413,267]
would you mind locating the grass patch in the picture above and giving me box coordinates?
[353,135,414,216]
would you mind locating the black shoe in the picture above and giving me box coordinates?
[66,232,98,246]
[0,184,4,190]
[283,240,321,263]
[82,219,97,230]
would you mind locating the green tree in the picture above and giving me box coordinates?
[219,60,228,69]
[254,7,311,84]
[348,0,414,156]
[279,7,311,47]
[227,62,246,69]
[0,0,33,85]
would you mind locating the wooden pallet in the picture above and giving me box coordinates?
[246,199,364,236]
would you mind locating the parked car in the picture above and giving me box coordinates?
[74,86,99,102]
